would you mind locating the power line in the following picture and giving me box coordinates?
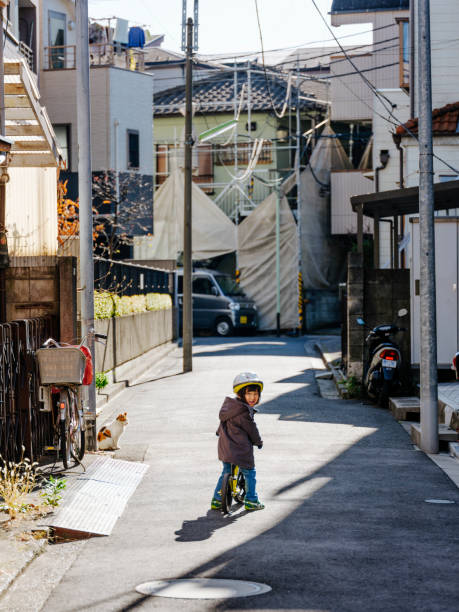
[198,23,396,63]
[308,0,459,175]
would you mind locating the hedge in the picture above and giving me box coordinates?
[94,291,172,320]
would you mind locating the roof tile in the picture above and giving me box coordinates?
[396,101,459,136]
[153,70,323,115]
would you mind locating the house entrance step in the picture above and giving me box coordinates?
[389,397,420,421]
[410,423,457,447]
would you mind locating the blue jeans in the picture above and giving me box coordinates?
[213,461,258,502]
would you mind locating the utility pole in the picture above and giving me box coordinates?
[0,6,7,322]
[275,185,281,336]
[183,17,193,372]
[418,0,438,454]
[76,0,96,449]
[296,60,302,334]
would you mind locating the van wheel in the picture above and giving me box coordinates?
[215,318,233,337]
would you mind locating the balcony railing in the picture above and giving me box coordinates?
[18,41,34,71]
[44,44,145,72]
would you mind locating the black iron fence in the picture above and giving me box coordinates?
[0,317,56,463]
[94,258,171,296]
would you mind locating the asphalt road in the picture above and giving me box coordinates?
[5,336,459,611]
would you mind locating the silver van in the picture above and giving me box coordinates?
[176,269,258,336]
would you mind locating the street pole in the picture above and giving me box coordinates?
[183,17,193,372]
[418,0,438,454]
[275,185,281,337]
[0,7,7,323]
[76,0,96,449]
[296,60,302,334]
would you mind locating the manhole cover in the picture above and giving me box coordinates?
[135,578,272,599]
[425,499,456,504]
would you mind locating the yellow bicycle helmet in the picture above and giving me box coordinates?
[233,372,264,395]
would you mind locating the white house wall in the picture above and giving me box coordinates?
[6,167,58,256]
[109,68,154,176]
[372,89,410,266]
[40,67,110,171]
[414,0,459,112]
[331,170,374,234]
[330,9,408,121]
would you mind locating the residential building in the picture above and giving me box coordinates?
[150,67,326,221]
[340,0,459,372]
[39,0,155,258]
[329,0,409,245]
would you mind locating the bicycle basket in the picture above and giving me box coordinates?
[36,347,86,385]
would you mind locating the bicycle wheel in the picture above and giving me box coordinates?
[69,390,85,462]
[221,472,233,514]
[59,392,71,470]
[235,471,246,503]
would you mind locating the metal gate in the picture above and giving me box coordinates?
[0,317,56,462]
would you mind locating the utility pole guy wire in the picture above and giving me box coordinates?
[418,0,438,454]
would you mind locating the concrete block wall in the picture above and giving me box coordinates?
[345,254,411,381]
[94,308,173,373]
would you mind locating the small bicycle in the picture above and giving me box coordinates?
[36,332,106,469]
[221,464,246,514]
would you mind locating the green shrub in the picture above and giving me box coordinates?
[94,291,171,319]
[146,293,172,311]
[94,291,114,319]
[95,372,109,389]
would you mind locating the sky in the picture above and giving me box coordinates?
[88,0,373,59]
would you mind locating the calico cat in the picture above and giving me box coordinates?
[97,412,128,450]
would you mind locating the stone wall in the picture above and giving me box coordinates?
[94,308,173,373]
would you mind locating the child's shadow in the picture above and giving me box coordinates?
[175,507,249,542]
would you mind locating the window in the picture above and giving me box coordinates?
[48,11,66,69]
[155,143,214,192]
[192,277,215,295]
[54,124,71,169]
[398,18,410,90]
[127,130,140,169]
[214,140,272,166]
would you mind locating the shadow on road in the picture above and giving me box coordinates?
[175,508,249,542]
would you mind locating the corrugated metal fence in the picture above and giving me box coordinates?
[94,258,171,296]
[0,317,56,462]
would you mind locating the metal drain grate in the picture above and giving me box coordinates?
[136,579,272,599]
[48,457,148,536]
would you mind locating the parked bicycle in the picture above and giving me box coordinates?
[221,464,246,514]
[36,332,106,469]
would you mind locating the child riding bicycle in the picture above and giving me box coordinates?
[211,372,264,512]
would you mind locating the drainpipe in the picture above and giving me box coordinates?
[393,132,405,267]
[374,150,390,268]
[410,0,416,118]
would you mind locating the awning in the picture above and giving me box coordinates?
[351,179,459,218]
[4,58,61,167]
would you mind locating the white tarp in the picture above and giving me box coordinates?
[238,192,299,331]
[300,125,353,288]
[133,169,236,261]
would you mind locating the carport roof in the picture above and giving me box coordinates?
[351,179,459,218]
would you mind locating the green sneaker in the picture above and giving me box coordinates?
[211,498,222,510]
[245,499,265,511]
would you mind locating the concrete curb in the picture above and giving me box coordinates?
[315,341,348,398]
[0,535,48,600]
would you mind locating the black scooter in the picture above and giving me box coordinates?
[357,308,408,406]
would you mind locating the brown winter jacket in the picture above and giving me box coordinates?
[216,396,262,469]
